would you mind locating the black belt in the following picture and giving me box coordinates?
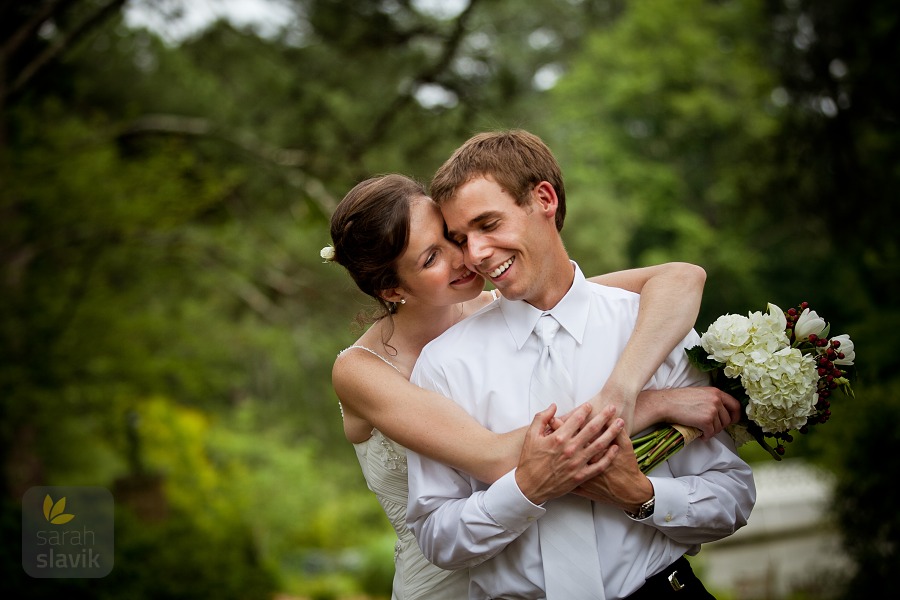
[624,556,716,599]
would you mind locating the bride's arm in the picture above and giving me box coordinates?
[335,262,732,484]
[585,262,707,432]
[333,349,523,483]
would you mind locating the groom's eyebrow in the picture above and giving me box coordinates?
[468,211,500,229]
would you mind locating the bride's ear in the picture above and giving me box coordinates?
[379,287,405,305]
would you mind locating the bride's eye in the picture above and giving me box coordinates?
[424,251,437,268]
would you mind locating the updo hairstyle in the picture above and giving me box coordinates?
[329,174,426,324]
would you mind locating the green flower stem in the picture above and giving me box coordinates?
[632,426,687,474]
[750,428,783,461]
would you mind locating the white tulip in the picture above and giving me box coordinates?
[831,334,855,365]
[794,307,828,341]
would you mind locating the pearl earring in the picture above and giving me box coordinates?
[400,298,406,304]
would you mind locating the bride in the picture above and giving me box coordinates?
[328,174,740,598]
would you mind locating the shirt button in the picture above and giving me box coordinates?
[527,516,536,522]
[665,513,673,522]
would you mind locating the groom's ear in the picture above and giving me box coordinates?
[532,181,559,219]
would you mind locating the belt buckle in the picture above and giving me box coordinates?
[668,570,685,591]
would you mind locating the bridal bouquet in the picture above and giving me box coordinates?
[634,302,855,473]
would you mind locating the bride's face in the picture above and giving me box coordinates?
[392,196,485,308]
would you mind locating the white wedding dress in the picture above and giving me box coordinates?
[343,347,469,599]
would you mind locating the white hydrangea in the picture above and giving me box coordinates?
[741,347,819,433]
[701,314,751,364]
[700,304,789,378]
[745,304,789,356]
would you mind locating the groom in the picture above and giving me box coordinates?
[405,129,756,599]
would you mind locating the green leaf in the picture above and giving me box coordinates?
[684,345,721,372]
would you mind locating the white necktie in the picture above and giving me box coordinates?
[530,314,605,600]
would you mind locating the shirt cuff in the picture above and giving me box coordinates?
[648,476,690,525]
[481,468,546,532]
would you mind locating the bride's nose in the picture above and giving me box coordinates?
[449,242,470,270]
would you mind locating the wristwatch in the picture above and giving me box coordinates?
[625,496,655,520]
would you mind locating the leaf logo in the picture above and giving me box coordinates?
[42,494,75,525]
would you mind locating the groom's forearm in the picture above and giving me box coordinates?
[407,461,538,569]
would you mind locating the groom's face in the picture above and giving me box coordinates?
[442,175,557,305]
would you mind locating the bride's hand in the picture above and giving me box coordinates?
[645,387,742,439]
[554,384,637,434]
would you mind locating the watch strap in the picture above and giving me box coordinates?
[625,496,655,520]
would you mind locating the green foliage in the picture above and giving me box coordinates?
[2,0,899,597]
[102,508,279,600]
[827,384,900,597]
[0,496,278,600]
[544,2,900,594]
[547,0,779,311]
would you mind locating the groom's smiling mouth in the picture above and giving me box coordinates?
[488,257,514,279]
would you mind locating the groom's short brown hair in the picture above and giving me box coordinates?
[430,129,567,231]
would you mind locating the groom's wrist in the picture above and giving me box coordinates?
[622,479,655,515]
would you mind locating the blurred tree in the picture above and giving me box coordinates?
[0,0,129,146]
[761,0,900,595]
[4,0,896,596]
[547,0,781,312]
[0,0,639,596]
[543,0,899,594]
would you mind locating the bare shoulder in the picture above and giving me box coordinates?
[334,343,391,378]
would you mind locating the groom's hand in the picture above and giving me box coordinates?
[514,403,624,506]
[573,427,654,511]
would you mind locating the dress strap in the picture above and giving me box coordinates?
[339,345,401,375]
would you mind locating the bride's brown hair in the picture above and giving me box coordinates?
[330,174,427,328]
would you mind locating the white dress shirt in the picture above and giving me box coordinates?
[407,263,756,600]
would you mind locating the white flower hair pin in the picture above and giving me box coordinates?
[320,245,335,263]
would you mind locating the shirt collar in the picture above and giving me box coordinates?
[500,261,592,350]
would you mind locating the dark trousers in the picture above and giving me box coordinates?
[624,556,716,599]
